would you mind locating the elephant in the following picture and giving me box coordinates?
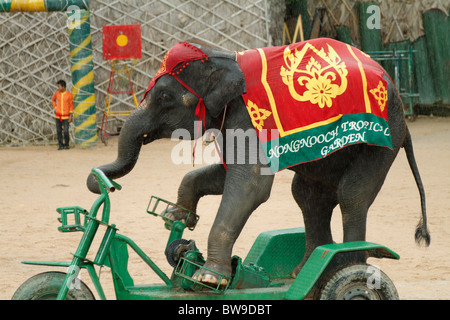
[87,38,430,287]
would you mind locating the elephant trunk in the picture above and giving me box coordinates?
[87,106,151,194]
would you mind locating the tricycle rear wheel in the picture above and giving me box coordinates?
[12,271,95,300]
[319,264,399,300]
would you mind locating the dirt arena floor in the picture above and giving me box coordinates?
[1,116,449,300]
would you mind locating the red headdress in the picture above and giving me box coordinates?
[141,42,226,167]
[142,42,208,102]
[141,42,209,124]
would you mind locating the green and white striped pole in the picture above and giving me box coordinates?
[1,0,97,147]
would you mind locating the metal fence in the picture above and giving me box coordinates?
[0,0,274,145]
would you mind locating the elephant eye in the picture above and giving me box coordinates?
[158,92,171,103]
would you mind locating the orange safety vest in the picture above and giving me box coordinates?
[52,91,73,122]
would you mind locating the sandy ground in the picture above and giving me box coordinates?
[1,116,449,300]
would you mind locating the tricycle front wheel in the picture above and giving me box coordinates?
[319,264,399,300]
[12,271,95,300]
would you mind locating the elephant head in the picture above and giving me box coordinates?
[87,42,246,193]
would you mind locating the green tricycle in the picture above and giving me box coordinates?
[12,168,400,300]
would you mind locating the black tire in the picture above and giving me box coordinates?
[319,264,399,300]
[12,271,95,300]
[165,238,191,268]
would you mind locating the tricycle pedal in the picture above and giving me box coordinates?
[56,206,88,232]
[174,253,230,293]
[146,196,199,231]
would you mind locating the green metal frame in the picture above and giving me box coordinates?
[21,168,399,300]
[368,48,420,116]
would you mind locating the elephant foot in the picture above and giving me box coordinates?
[164,206,198,229]
[292,252,314,278]
[292,260,306,278]
[192,260,231,288]
[195,273,229,287]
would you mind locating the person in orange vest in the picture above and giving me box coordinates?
[52,80,74,150]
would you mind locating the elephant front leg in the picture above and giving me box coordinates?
[195,164,274,286]
[165,164,226,228]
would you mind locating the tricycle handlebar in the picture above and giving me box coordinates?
[91,168,122,193]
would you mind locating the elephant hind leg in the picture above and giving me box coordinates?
[291,173,338,278]
[332,150,394,268]
[337,147,396,244]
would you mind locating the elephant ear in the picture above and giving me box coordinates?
[203,57,246,118]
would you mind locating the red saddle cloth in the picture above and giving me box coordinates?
[236,38,393,172]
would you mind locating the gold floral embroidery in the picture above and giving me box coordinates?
[302,66,336,108]
[154,48,171,78]
[280,43,348,108]
[369,80,388,112]
[246,100,272,131]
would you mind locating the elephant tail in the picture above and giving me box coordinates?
[403,127,430,246]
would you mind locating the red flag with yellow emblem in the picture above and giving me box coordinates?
[103,25,141,60]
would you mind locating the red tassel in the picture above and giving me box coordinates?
[170,73,226,170]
